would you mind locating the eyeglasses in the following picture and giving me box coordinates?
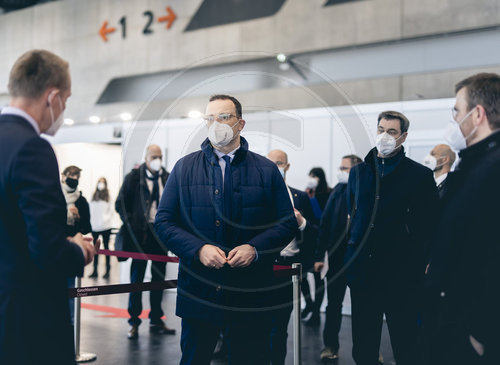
[377,128,400,137]
[202,113,238,123]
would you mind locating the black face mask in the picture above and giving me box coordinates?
[65,177,79,189]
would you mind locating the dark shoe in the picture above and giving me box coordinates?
[301,304,313,319]
[378,353,384,364]
[212,336,228,359]
[102,270,110,279]
[127,324,139,339]
[88,271,98,278]
[305,312,320,326]
[320,347,339,360]
[150,321,176,335]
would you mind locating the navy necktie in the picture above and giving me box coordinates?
[222,155,233,244]
[222,155,232,221]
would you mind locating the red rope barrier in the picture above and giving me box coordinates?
[97,249,300,275]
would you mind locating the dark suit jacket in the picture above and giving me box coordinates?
[288,186,319,270]
[315,183,349,273]
[0,114,85,365]
[273,187,318,309]
[437,176,448,200]
[427,131,500,362]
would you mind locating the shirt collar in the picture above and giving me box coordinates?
[1,106,40,135]
[435,173,448,186]
[214,145,240,161]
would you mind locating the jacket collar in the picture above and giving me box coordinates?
[139,163,166,182]
[364,146,406,169]
[457,130,500,170]
[201,136,249,165]
[1,107,40,135]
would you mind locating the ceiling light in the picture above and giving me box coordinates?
[188,110,202,119]
[276,53,287,63]
[120,112,132,121]
[64,118,74,126]
[89,116,101,124]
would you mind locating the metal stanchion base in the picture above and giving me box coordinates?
[76,352,97,363]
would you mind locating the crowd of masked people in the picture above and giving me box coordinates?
[0,49,499,365]
[267,74,500,365]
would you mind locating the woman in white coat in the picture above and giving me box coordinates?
[89,177,114,278]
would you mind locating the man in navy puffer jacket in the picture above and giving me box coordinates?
[155,95,297,365]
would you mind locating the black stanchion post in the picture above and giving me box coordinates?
[292,263,302,365]
[74,276,97,363]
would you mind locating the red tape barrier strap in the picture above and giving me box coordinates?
[97,249,300,275]
[98,249,179,263]
[69,280,178,298]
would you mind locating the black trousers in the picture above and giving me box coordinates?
[350,284,419,365]
[128,259,167,326]
[180,317,272,365]
[92,229,111,272]
[301,271,325,312]
[427,322,485,365]
[270,304,293,365]
[323,268,348,352]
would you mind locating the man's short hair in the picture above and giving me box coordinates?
[455,73,500,130]
[377,111,410,134]
[8,50,70,99]
[209,94,242,118]
[342,154,363,166]
[62,165,82,178]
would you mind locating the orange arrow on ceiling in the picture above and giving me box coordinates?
[99,21,116,42]
[158,6,176,29]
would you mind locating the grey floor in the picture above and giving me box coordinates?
[78,260,396,365]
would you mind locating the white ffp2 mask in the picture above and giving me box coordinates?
[208,120,240,148]
[45,93,64,137]
[423,155,437,171]
[443,108,476,152]
[149,158,162,172]
[337,170,349,184]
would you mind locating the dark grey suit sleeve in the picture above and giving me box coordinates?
[12,137,85,277]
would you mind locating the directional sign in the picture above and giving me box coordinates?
[99,6,177,43]
[158,6,176,29]
[99,21,116,42]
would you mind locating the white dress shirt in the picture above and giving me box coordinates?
[1,106,40,135]
[213,146,240,182]
[280,185,307,257]
[435,173,448,187]
[145,168,164,223]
